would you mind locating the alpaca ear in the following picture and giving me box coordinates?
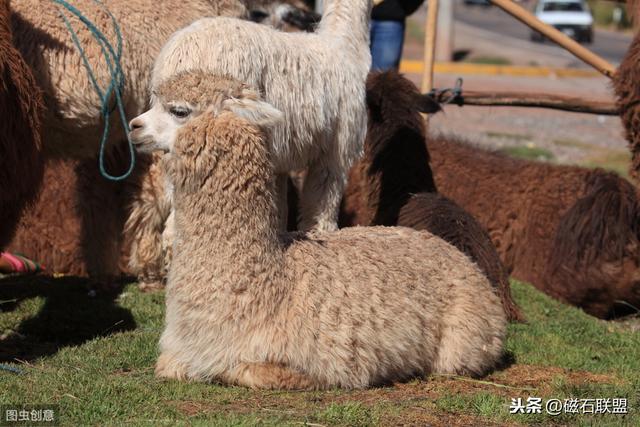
[223,94,284,128]
[414,93,442,114]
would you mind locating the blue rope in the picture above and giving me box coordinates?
[53,0,135,181]
[0,364,23,375]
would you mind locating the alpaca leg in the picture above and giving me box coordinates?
[298,162,345,232]
[156,352,189,381]
[124,154,171,289]
[224,362,319,390]
[77,159,126,283]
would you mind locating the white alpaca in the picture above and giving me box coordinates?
[130,72,507,390]
[145,0,372,231]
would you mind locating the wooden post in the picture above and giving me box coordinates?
[490,0,616,78]
[421,0,439,93]
[422,0,439,92]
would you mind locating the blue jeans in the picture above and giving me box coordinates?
[370,20,406,71]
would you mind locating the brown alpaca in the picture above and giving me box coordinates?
[6,156,132,276]
[0,0,44,248]
[428,135,640,319]
[613,28,640,182]
[337,71,523,322]
[136,72,505,389]
[3,1,317,276]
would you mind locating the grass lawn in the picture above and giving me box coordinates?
[1,276,638,426]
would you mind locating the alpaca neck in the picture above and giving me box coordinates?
[317,0,372,48]
[172,163,284,292]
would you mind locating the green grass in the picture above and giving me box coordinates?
[499,145,555,162]
[1,276,638,426]
[580,149,632,179]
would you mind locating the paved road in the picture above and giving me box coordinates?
[455,0,633,64]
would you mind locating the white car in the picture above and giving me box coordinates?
[531,0,594,44]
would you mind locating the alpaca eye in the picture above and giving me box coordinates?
[249,10,269,23]
[170,106,191,119]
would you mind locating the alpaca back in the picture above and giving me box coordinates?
[0,0,44,246]
[428,135,590,285]
[541,170,640,318]
[429,135,640,319]
[398,193,523,322]
[278,227,506,386]
[338,71,521,321]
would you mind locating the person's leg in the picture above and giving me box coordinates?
[370,19,406,71]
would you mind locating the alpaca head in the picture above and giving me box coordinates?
[246,0,320,32]
[130,71,283,192]
[129,71,283,153]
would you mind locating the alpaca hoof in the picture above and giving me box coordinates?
[155,353,188,380]
[139,280,165,292]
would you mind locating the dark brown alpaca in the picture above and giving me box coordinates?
[428,136,640,319]
[613,27,640,182]
[337,71,524,322]
[6,156,132,276]
[0,0,44,248]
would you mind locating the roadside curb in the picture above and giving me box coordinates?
[399,60,603,78]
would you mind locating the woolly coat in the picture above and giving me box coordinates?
[429,136,640,319]
[337,71,523,322]
[0,0,44,248]
[158,104,506,389]
[151,0,372,231]
[10,0,246,157]
[5,0,244,275]
[614,28,640,182]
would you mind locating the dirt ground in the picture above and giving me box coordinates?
[400,8,630,169]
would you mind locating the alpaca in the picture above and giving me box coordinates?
[337,71,523,322]
[6,0,248,278]
[614,27,640,182]
[149,0,372,231]
[10,0,249,158]
[0,0,44,248]
[6,156,132,276]
[136,71,506,389]
[428,135,640,319]
[5,0,314,277]
[246,0,319,31]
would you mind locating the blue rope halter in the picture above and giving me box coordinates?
[53,0,135,181]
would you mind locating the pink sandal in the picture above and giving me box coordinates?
[0,252,45,274]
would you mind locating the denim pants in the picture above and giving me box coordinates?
[370,20,406,71]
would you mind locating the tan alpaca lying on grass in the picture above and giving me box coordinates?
[129,71,507,390]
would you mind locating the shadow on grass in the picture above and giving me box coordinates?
[0,275,135,362]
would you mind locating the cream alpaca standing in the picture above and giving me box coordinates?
[148,0,372,231]
[130,72,506,390]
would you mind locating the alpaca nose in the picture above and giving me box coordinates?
[129,117,144,131]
